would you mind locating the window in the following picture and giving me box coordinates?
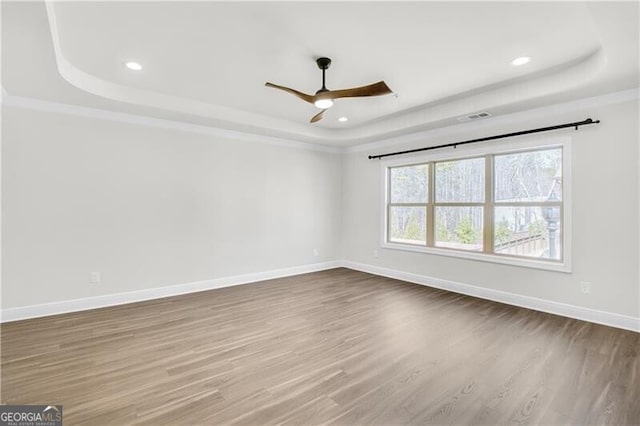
[388,164,428,245]
[434,157,485,251]
[493,148,562,261]
[383,139,570,272]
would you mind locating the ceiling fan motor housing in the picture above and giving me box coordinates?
[316,57,331,70]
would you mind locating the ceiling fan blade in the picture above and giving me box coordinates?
[265,82,315,104]
[310,109,327,123]
[323,81,393,100]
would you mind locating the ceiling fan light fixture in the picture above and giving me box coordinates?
[314,98,333,109]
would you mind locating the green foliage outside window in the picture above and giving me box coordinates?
[495,218,513,244]
[454,217,478,244]
[405,216,424,241]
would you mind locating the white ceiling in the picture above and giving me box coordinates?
[2,1,639,146]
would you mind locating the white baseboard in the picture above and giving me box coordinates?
[3,260,638,333]
[342,261,640,333]
[0,261,342,323]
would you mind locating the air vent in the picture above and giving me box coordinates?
[457,112,492,122]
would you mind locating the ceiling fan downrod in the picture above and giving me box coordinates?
[316,57,331,93]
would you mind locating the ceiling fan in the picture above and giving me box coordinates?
[265,57,393,123]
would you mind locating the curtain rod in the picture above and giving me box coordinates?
[368,118,600,160]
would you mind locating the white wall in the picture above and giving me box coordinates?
[2,105,342,309]
[342,97,639,319]
[2,94,639,327]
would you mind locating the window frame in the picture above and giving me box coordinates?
[380,136,572,273]
[387,162,429,246]
[432,155,486,251]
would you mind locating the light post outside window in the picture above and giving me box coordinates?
[542,173,561,260]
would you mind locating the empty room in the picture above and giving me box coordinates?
[1,1,639,425]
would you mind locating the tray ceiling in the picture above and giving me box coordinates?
[2,1,638,146]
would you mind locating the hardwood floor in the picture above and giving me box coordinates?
[2,268,639,425]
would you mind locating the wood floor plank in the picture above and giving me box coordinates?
[2,268,638,425]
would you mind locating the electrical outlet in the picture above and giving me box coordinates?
[313,248,319,256]
[90,272,101,284]
[580,281,591,294]
[373,249,379,258]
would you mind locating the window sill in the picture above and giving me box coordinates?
[381,241,571,273]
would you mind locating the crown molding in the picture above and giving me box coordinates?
[348,87,639,154]
[1,94,342,154]
[3,88,637,156]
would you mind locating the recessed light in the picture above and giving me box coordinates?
[511,56,531,66]
[124,61,143,71]
[338,117,348,122]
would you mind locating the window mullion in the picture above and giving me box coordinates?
[386,167,392,244]
[427,162,435,247]
[484,154,494,253]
